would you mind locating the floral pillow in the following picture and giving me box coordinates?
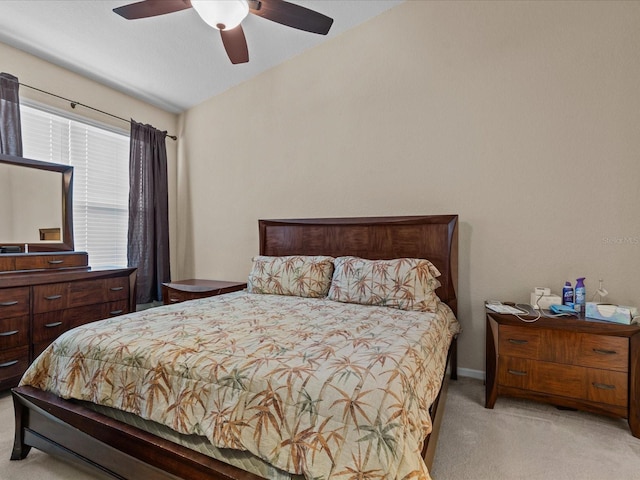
[327,256,442,312]
[247,255,335,298]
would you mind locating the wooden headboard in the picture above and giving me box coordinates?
[259,215,458,314]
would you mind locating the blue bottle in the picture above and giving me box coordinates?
[575,277,586,313]
[562,281,573,305]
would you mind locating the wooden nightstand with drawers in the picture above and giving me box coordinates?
[485,307,640,438]
[162,279,247,305]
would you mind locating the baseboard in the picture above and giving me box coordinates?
[457,367,485,380]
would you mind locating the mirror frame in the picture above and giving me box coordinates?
[0,153,74,252]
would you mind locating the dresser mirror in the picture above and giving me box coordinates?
[0,153,73,253]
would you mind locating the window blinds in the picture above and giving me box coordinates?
[20,104,129,268]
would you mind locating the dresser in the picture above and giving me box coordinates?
[0,252,136,390]
[486,308,640,437]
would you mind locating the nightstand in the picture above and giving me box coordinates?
[162,279,247,304]
[485,306,640,438]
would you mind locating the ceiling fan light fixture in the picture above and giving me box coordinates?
[191,0,249,31]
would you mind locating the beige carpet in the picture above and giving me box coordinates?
[431,377,640,479]
[1,378,639,479]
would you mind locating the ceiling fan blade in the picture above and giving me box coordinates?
[220,25,249,64]
[249,0,333,35]
[113,0,192,20]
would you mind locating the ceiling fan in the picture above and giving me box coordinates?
[113,0,334,64]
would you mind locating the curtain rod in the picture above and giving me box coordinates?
[18,81,177,141]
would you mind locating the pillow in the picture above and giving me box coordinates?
[247,255,335,298]
[327,256,442,312]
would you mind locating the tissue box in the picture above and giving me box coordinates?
[585,302,639,325]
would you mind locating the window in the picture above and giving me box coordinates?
[20,103,130,268]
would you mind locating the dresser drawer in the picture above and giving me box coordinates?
[32,311,70,344]
[34,299,130,343]
[499,325,541,359]
[68,299,129,329]
[33,283,69,313]
[34,277,130,313]
[66,279,114,309]
[104,277,130,301]
[67,277,130,307]
[0,257,15,271]
[0,346,30,383]
[0,315,29,350]
[15,252,88,271]
[0,287,30,318]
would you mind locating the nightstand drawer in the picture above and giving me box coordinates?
[499,325,541,358]
[586,369,627,407]
[497,356,532,389]
[577,335,628,372]
[163,288,198,304]
[499,355,629,406]
[162,280,247,304]
[498,357,585,398]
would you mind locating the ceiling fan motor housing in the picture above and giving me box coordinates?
[191,0,249,31]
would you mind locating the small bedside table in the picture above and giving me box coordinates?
[162,279,247,304]
[485,306,640,438]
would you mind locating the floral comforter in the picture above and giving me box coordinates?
[21,291,460,480]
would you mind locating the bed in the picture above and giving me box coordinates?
[11,215,460,480]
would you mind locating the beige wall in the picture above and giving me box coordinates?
[1,41,179,268]
[179,0,640,374]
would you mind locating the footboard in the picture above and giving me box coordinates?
[11,386,266,480]
[11,333,456,479]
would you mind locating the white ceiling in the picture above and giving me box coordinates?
[0,0,404,114]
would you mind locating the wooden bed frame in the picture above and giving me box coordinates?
[11,215,459,480]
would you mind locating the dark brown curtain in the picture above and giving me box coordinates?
[127,121,170,304]
[0,72,23,156]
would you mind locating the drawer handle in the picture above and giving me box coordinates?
[48,260,64,265]
[110,310,124,315]
[169,298,180,303]
[0,360,18,368]
[508,339,529,345]
[0,330,19,337]
[592,382,616,390]
[110,286,124,292]
[45,322,63,328]
[0,301,19,307]
[44,295,62,301]
[507,369,528,376]
[593,348,617,355]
